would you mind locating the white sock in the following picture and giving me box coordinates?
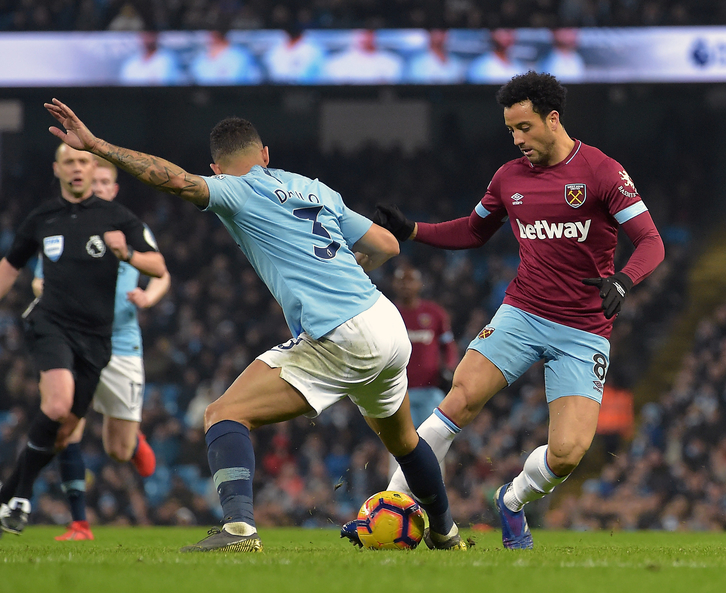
[387,408,460,495]
[505,445,568,512]
[223,521,256,536]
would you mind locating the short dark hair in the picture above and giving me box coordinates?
[210,117,262,163]
[495,71,567,120]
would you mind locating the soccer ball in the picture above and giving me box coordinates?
[356,490,426,550]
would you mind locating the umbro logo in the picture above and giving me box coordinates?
[510,193,524,205]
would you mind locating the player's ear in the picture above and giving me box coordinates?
[210,163,222,175]
[262,146,270,167]
[52,161,59,179]
[548,110,560,130]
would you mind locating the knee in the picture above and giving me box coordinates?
[441,380,484,428]
[106,441,135,463]
[55,417,80,450]
[203,400,239,432]
[40,400,73,422]
[547,439,589,476]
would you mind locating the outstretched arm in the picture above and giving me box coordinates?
[45,98,210,208]
[415,208,505,249]
[352,224,400,272]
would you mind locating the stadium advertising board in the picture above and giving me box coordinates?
[1,27,726,87]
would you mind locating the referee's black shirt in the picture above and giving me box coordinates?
[5,195,157,337]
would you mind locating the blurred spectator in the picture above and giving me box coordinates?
[405,29,466,84]
[467,29,527,84]
[263,25,326,84]
[189,29,262,85]
[107,2,145,31]
[119,30,182,85]
[537,28,586,82]
[322,30,404,84]
[594,380,635,456]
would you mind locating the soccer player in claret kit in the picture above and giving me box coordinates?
[388,265,458,477]
[393,266,458,429]
[43,98,466,552]
[367,71,665,549]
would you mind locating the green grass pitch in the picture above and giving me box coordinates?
[2,527,726,593]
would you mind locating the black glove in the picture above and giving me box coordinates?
[372,203,415,242]
[582,272,633,319]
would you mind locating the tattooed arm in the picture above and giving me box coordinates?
[45,98,209,208]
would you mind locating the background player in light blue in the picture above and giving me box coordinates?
[46,98,465,553]
[33,157,170,541]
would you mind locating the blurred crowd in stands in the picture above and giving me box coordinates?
[0,126,701,531]
[1,0,725,31]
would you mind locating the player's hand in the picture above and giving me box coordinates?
[582,272,633,319]
[372,203,415,242]
[44,98,99,152]
[103,230,130,261]
[127,288,152,308]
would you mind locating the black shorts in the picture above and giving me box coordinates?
[24,311,112,418]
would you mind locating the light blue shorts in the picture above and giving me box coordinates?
[408,386,446,428]
[467,304,610,403]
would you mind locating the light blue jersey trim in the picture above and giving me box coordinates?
[434,407,461,434]
[614,201,647,224]
[475,202,491,218]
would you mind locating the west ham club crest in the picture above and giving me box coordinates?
[564,183,587,208]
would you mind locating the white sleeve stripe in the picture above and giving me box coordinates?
[475,202,491,218]
[614,201,648,224]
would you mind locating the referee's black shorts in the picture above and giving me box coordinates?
[24,311,112,418]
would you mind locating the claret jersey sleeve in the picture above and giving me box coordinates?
[414,168,509,249]
[593,157,664,286]
[594,157,647,226]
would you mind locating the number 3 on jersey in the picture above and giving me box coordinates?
[293,206,341,260]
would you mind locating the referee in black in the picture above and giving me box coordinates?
[0,143,167,534]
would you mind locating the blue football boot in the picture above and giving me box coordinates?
[340,520,363,548]
[494,483,533,550]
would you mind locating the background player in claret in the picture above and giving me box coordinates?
[44,98,466,553]
[392,266,458,428]
[0,145,166,535]
[374,71,665,550]
[32,157,171,541]
[389,265,458,478]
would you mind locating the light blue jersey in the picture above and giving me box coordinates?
[35,258,142,357]
[203,166,379,340]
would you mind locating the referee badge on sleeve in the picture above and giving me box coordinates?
[43,235,64,262]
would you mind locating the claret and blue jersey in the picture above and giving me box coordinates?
[202,166,379,340]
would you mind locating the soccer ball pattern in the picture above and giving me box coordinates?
[356,491,426,550]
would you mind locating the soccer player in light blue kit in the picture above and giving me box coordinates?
[32,158,170,540]
[45,98,466,552]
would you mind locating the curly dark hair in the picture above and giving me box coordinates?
[495,71,567,120]
[210,117,262,163]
